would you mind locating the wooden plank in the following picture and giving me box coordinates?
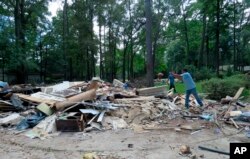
[115,96,156,101]
[15,93,56,106]
[113,79,124,88]
[31,92,66,101]
[224,105,235,119]
[55,88,97,110]
[143,127,176,130]
[232,87,244,100]
[230,118,239,129]
[225,120,250,127]
[136,85,167,96]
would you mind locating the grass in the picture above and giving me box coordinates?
[155,81,203,93]
[242,89,250,102]
[155,80,250,101]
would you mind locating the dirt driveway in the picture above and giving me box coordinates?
[1,126,249,159]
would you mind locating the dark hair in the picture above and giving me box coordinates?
[183,68,188,72]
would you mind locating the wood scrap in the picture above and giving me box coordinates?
[136,85,167,96]
[180,125,201,131]
[230,118,239,129]
[229,111,242,117]
[225,120,250,127]
[224,105,236,119]
[221,87,245,104]
[143,126,176,130]
[115,96,156,101]
[15,93,56,106]
[232,87,244,101]
[55,89,97,110]
[236,101,247,107]
[113,79,124,88]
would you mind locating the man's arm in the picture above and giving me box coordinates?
[172,73,182,81]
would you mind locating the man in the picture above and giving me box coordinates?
[172,69,203,109]
[167,72,176,93]
[0,81,10,93]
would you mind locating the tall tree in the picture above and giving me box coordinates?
[215,0,221,76]
[145,0,153,86]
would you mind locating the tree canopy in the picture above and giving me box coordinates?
[0,0,250,85]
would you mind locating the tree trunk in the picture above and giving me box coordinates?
[233,0,237,71]
[103,26,106,80]
[14,0,21,50]
[108,22,112,81]
[145,0,154,87]
[86,47,90,80]
[181,3,190,65]
[122,37,128,82]
[87,0,95,78]
[199,12,206,68]
[205,32,209,68]
[63,0,69,80]
[14,0,27,83]
[215,0,220,76]
[99,24,103,79]
[44,45,48,82]
[128,0,134,80]
[113,39,116,79]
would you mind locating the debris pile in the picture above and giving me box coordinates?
[0,78,249,141]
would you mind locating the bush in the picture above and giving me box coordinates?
[184,65,216,81]
[195,67,216,81]
[201,74,249,100]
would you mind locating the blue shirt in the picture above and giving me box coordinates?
[168,74,175,85]
[181,72,196,90]
[0,81,10,93]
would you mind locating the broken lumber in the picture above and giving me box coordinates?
[15,93,56,106]
[55,89,97,110]
[230,118,239,129]
[136,85,167,96]
[232,87,244,101]
[221,87,245,104]
[113,79,124,88]
[225,120,250,127]
[143,127,176,130]
[224,105,236,119]
[115,96,156,101]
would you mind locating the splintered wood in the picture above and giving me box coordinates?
[114,96,182,128]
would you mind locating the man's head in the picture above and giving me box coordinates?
[182,68,188,73]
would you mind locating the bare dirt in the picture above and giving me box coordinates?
[1,126,249,159]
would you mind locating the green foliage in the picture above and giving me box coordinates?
[226,66,233,76]
[175,82,203,94]
[0,0,250,83]
[201,74,250,100]
[182,65,216,81]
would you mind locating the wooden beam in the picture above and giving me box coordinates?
[230,118,239,129]
[136,85,167,96]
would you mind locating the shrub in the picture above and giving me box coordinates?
[195,67,216,81]
[184,65,216,81]
[201,74,249,100]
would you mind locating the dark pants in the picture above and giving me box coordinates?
[185,88,203,109]
[169,83,176,93]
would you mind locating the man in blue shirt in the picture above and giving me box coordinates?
[0,81,10,93]
[172,69,203,109]
[168,72,176,93]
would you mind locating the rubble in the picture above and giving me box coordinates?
[0,78,249,143]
